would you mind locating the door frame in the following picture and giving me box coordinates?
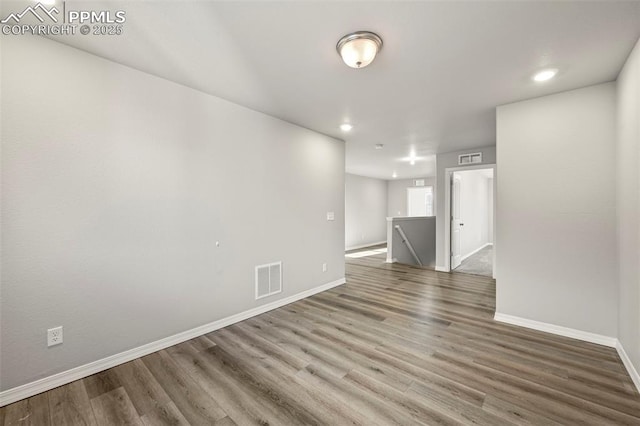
[450,175,463,269]
[443,163,497,278]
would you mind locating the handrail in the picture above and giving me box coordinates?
[394,225,423,266]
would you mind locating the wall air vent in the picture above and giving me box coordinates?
[255,261,282,300]
[458,152,482,165]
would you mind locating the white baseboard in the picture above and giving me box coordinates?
[616,340,640,393]
[494,313,640,393]
[461,242,492,262]
[435,266,449,272]
[385,258,397,264]
[493,312,617,347]
[0,278,346,408]
[345,241,386,251]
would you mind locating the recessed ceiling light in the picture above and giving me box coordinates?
[401,152,422,164]
[392,172,397,178]
[337,31,383,69]
[375,144,384,149]
[340,123,353,132]
[533,68,558,82]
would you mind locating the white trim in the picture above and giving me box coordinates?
[494,313,640,393]
[493,312,617,347]
[345,240,386,251]
[435,266,449,272]
[616,341,640,393]
[460,242,492,262]
[385,258,398,264]
[0,278,346,407]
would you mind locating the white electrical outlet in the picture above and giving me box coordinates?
[47,326,63,347]
[322,263,327,272]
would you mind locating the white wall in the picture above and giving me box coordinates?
[345,174,387,249]
[616,38,640,376]
[435,147,496,268]
[387,177,435,217]
[454,169,492,258]
[0,37,345,391]
[496,83,617,337]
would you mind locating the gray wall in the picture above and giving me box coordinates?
[0,37,345,391]
[387,177,435,217]
[496,82,617,337]
[345,174,387,249]
[435,147,496,268]
[390,217,436,268]
[617,38,640,373]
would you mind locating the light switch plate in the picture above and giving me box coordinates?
[326,212,335,221]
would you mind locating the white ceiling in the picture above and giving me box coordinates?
[4,1,639,179]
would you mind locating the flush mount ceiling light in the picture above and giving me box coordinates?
[340,123,353,132]
[337,31,383,69]
[533,68,558,82]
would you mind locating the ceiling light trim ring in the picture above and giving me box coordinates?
[336,31,383,53]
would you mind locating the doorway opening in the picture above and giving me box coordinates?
[407,186,434,217]
[448,167,495,277]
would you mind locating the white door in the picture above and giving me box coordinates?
[451,176,463,269]
[407,187,433,217]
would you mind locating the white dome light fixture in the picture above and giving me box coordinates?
[337,31,383,69]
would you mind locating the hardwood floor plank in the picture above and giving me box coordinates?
[207,326,377,425]
[89,387,142,426]
[165,341,298,426]
[212,416,237,426]
[188,335,216,353]
[48,381,96,426]
[139,402,189,426]
[3,393,50,426]
[113,359,171,417]
[296,364,431,426]
[83,370,122,400]
[141,351,227,425]
[481,394,564,426]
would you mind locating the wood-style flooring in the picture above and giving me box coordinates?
[2,247,639,425]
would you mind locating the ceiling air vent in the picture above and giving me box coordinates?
[255,261,282,300]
